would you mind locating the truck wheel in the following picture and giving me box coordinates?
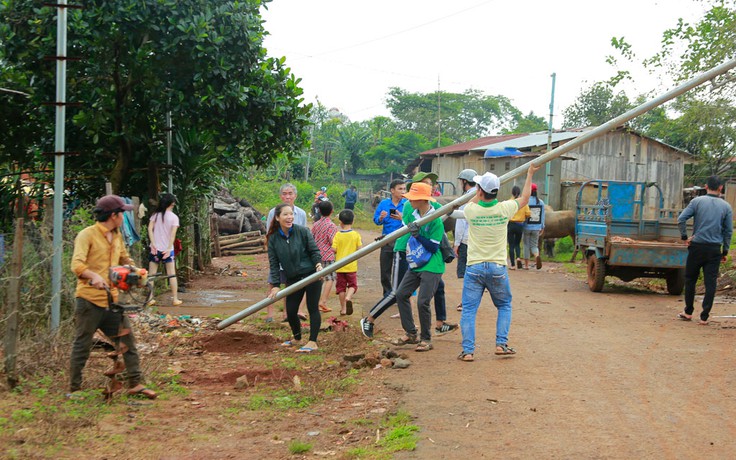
[666,268,686,295]
[587,255,606,292]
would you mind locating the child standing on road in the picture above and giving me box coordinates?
[332,209,362,315]
[311,200,338,313]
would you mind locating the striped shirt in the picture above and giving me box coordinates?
[311,216,338,262]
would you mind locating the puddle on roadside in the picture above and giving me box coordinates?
[189,290,255,306]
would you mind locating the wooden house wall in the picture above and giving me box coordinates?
[421,130,689,212]
[561,130,688,211]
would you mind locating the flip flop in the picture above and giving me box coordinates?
[126,386,158,400]
[677,312,692,321]
[318,304,331,313]
[698,320,709,326]
[495,344,516,355]
[298,313,308,321]
[172,300,183,307]
[295,346,316,353]
[345,300,353,315]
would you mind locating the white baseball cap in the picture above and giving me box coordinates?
[473,172,500,193]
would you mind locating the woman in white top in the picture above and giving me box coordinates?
[147,193,181,306]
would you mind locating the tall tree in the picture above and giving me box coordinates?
[504,111,548,134]
[386,87,521,143]
[334,122,371,175]
[364,131,431,174]
[562,83,632,128]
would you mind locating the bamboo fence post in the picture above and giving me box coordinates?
[4,218,24,388]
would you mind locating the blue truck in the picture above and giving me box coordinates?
[575,180,689,294]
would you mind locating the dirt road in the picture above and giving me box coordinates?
[162,229,736,459]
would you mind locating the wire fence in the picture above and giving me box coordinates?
[0,222,79,338]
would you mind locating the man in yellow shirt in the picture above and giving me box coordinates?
[69,195,155,399]
[457,163,540,362]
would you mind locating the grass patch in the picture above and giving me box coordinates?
[288,440,312,454]
[246,389,315,411]
[379,410,419,453]
[234,254,256,264]
[345,410,419,459]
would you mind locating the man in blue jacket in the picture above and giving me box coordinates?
[373,179,407,295]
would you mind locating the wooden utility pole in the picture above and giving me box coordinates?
[4,218,24,388]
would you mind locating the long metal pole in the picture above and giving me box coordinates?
[545,72,556,205]
[218,57,736,330]
[50,0,68,331]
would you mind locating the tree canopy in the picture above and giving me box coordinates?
[0,0,311,204]
[386,87,521,144]
[562,83,633,129]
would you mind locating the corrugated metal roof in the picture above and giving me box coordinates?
[472,132,584,152]
[419,133,527,156]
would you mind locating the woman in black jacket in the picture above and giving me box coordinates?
[267,203,324,352]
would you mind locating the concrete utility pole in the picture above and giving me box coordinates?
[50,0,69,331]
[217,57,736,330]
[545,72,556,205]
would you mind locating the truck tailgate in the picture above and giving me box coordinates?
[608,238,688,268]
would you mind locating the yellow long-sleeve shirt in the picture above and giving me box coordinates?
[71,222,134,307]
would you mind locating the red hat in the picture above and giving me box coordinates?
[95,195,134,212]
[531,183,538,192]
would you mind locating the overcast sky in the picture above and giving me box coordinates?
[261,0,708,129]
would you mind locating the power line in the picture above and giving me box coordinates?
[288,0,498,60]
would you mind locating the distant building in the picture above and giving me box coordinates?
[411,127,694,212]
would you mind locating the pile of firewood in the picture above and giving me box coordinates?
[212,190,265,235]
[210,189,267,257]
[212,230,265,257]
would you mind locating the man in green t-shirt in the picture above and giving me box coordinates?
[457,163,540,362]
[392,182,445,352]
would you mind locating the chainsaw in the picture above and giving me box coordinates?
[109,265,148,292]
[106,265,149,312]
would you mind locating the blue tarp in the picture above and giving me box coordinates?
[484,147,523,158]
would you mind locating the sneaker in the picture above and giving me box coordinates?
[435,322,459,335]
[360,317,374,338]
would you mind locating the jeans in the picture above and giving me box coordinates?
[456,243,468,278]
[684,243,722,321]
[460,262,513,354]
[69,298,141,392]
[522,229,540,259]
[508,222,523,262]
[396,270,442,341]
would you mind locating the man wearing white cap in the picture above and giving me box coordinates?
[457,163,541,362]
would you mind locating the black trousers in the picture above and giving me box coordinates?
[456,243,468,278]
[684,242,722,321]
[379,245,394,296]
[285,279,323,342]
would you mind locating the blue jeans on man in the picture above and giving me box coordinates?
[460,262,512,354]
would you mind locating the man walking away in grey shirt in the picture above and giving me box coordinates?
[677,175,733,325]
